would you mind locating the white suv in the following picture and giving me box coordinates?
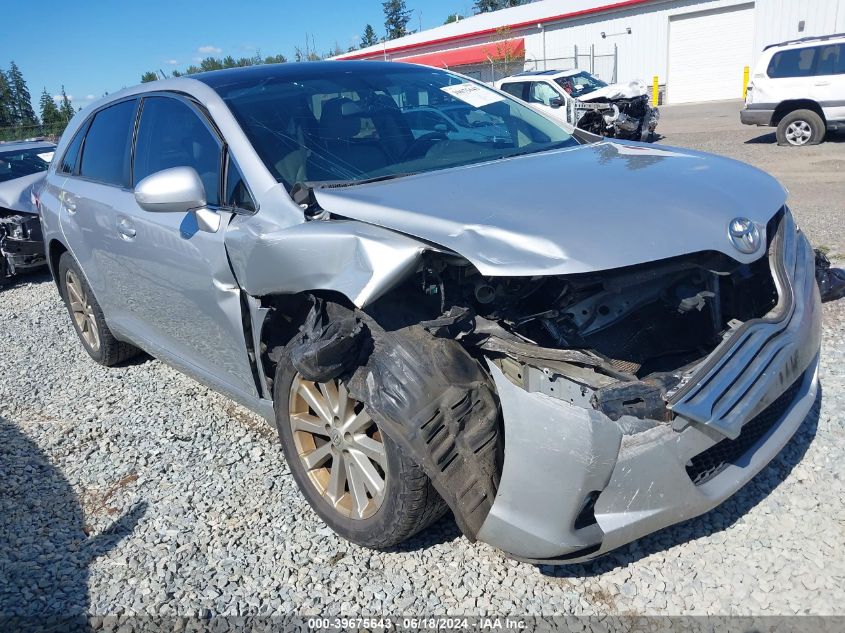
[741,33,845,146]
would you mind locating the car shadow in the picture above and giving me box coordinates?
[538,389,821,579]
[0,267,52,290]
[746,131,845,144]
[0,415,146,631]
[385,512,465,554]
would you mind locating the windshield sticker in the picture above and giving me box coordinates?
[37,152,55,163]
[440,83,504,108]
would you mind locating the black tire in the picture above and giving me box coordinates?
[58,252,139,366]
[776,109,825,146]
[273,340,447,549]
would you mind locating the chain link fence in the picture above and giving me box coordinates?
[449,44,619,85]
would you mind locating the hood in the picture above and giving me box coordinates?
[0,172,45,215]
[313,141,786,277]
[580,80,647,101]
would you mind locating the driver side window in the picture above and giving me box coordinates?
[134,97,222,205]
[528,82,560,106]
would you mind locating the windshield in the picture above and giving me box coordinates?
[555,72,608,99]
[0,147,54,183]
[213,65,577,188]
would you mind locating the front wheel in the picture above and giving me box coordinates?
[776,109,825,146]
[273,344,447,548]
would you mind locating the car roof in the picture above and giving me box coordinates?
[763,32,845,51]
[501,69,580,81]
[192,60,429,90]
[0,140,57,152]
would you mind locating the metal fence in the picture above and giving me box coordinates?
[451,44,619,85]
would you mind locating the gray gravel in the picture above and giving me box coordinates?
[2,108,844,617]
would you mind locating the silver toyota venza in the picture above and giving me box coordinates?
[39,62,821,563]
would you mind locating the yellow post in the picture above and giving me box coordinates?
[652,75,659,106]
[742,65,750,99]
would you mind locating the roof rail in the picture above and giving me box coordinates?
[763,32,845,51]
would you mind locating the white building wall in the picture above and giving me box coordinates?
[523,0,760,85]
[752,0,845,66]
[358,0,845,98]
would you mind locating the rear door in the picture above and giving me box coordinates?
[59,98,139,315]
[105,94,258,398]
[812,43,845,122]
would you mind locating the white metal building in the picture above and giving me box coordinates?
[335,0,845,104]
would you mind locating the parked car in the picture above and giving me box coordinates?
[496,69,659,141]
[40,62,821,564]
[741,33,845,146]
[0,140,55,282]
[403,104,510,143]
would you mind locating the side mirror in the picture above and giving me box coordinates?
[134,166,206,214]
[549,96,564,108]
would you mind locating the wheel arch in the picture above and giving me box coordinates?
[772,100,826,126]
[47,238,69,291]
[254,289,357,399]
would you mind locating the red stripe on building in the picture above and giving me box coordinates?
[399,39,525,67]
[336,0,653,60]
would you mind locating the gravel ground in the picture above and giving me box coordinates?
[2,110,844,619]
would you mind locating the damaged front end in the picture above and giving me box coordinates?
[0,211,46,283]
[575,95,660,141]
[267,206,820,561]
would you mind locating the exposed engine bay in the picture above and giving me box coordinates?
[0,210,46,283]
[267,220,783,538]
[576,94,660,141]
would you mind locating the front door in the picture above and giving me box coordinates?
[107,94,258,398]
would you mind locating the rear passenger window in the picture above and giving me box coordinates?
[58,124,87,175]
[79,100,137,186]
[815,44,843,76]
[133,97,222,205]
[767,47,818,78]
[500,82,527,100]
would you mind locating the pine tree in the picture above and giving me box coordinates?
[0,71,14,129]
[383,0,411,40]
[361,24,379,48]
[474,0,524,13]
[7,61,38,126]
[58,86,75,122]
[140,71,158,83]
[39,88,62,128]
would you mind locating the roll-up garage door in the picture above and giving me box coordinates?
[668,3,755,103]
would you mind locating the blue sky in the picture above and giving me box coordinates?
[6,0,471,112]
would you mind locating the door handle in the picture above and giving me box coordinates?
[814,81,831,86]
[117,217,137,239]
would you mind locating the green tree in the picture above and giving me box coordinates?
[0,71,14,129]
[199,57,224,72]
[444,13,463,23]
[7,61,38,127]
[361,24,379,48]
[39,88,62,131]
[383,0,411,40]
[474,0,524,13]
[263,53,287,64]
[58,86,75,122]
[140,71,158,83]
[222,55,237,68]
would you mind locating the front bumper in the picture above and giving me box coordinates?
[477,210,822,562]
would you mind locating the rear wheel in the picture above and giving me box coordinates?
[58,252,138,366]
[776,109,825,146]
[274,342,447,548]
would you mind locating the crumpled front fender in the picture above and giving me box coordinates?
[225,215,426,307]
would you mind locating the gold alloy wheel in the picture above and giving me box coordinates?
[65,269,100,351]
[288,375,387,519]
